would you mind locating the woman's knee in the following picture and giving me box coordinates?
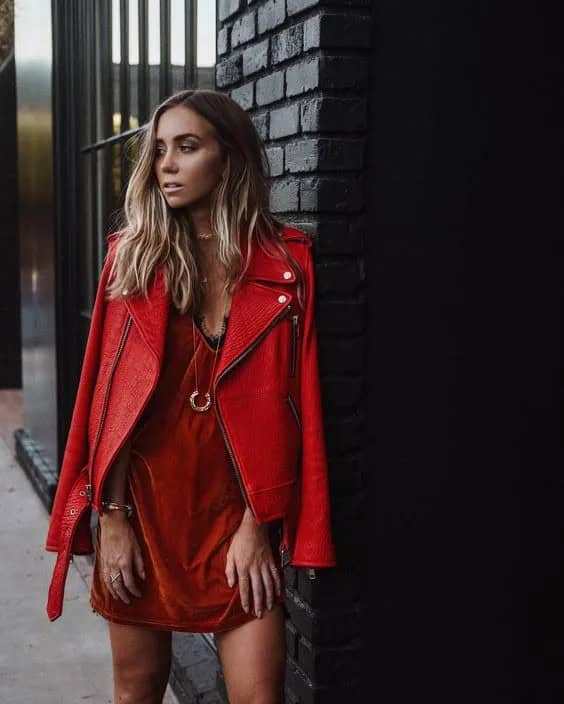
[108,623,172,703]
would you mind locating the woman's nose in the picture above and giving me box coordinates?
[161,151,178,172]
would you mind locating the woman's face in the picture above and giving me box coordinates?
[153,105,225,210]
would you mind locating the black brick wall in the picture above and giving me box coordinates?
[216,1,369,701]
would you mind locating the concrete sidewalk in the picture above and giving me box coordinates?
[0,390,178,704]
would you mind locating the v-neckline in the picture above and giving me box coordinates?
[192,314,229,352]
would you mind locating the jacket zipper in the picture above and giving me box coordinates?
[214,303,293,520]
[290,314,299,376]
[286,393,301,432]
[87,314,133,506]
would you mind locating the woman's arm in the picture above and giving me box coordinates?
[99,436,132,517]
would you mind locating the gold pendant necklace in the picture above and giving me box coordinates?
[189,309,227,412]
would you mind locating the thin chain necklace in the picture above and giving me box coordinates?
[188,279,228,413]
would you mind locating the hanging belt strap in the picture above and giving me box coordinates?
[46,468,90,621]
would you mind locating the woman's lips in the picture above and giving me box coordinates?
[163,184,183,193]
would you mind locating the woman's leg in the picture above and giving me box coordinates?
[214,603,286,704]
[108,622,172,704]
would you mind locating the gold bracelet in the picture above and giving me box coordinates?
[101,500,133,518]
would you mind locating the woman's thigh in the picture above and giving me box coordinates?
[108,621,172,702]
[214,603,286,704]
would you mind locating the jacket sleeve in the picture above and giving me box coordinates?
[44,236,117,554]
[288,242,337,569]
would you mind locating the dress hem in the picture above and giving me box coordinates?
[89,594,286,634]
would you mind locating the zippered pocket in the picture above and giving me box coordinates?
[286,393,301,432]
[289,314,299,377]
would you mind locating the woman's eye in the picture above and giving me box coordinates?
[180,145,194,152]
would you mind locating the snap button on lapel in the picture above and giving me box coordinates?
[283,271,292,279]
[278,295,287,303]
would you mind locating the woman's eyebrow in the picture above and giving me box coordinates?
[155,133,202,144]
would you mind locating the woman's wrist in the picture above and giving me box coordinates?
[99,509,128,523]
[100,497,133,519]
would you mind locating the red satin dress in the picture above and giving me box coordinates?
[89,305,285,632]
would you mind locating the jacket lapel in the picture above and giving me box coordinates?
[123,237,297,382]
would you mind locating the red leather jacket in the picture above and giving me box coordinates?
[45,225,337,621]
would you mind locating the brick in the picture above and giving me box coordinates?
[269,104,300,140]
[286,57,319,97]
[297,636,363,685]
[317,299,365,334]
[251,111,269,140]
[285,619,299,659]
[323,375,363,411]
[258,0,286,34]
[303,13,372,51]
[215,54,242,87]
[217,27,229,56]
[319,56,368,91]
[256,70,284,106]
[242,38,269,76]
[297,559,364,604]
[323,411,363,454]
[270,178,300,212]
[301,97,367,133]
[285,138,365,173]
[266,146,284,176]
[284,565,298,589]
[315,220,365,254]
[318,334,364,374]
[285,590,363,643]
[230,81,254,110]
[287,0,319,15]
[272,24,303,65]
[284,686,300,704]
[289,0,372,13]
[218,0,241,23]
[286,659,314,704]
[300,176,364,213]
[231,11,256,49]
[317,257,364,296]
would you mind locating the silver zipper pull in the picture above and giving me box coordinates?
[307,568,317,580]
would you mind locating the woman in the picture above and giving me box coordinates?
[45,89,336,703]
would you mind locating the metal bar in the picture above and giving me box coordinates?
[185,0,197,88]
[98,0,113,270]
[80,125,144,153]
[160,0,171,99]
[138,0,148,122]
[120,0,130,189]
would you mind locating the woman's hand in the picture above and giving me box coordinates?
[225,510,282,618]
[99,511,146,603]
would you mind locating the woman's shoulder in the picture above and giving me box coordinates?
[280,224,312,247]
[106,229,126,254]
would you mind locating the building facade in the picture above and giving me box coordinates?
[10,1,367,701]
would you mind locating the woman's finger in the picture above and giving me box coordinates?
[225,549,236,588]
[250,566,264,618]
[260,562,275,611]
[269,561,282,597]
[237,569,251,613]
[120,562,142,598]
[111,573,131,604]
[132,543,146,581]
[102,565,119,600]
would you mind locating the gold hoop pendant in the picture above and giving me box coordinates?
[189,390,212,412]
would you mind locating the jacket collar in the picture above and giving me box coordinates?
[123,235,297,382]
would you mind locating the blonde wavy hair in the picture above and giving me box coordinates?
[105,89,304,314]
